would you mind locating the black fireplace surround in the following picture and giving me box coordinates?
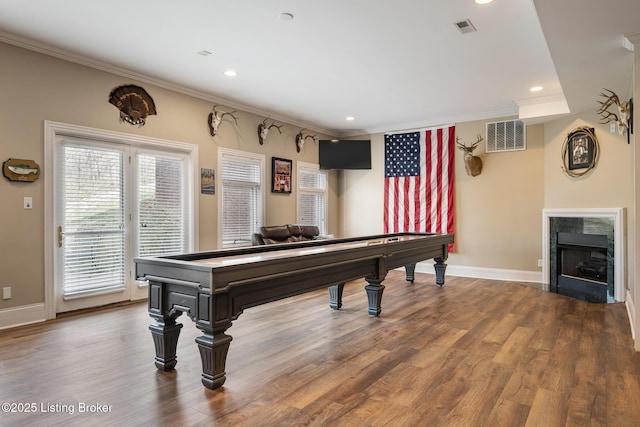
[549,217,614,303]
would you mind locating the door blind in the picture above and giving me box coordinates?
[137,152,186,256]
[59,144,125,297]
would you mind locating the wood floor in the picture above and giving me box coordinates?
[1,272,640,426]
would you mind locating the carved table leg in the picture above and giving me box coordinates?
[364,279,385,317]
[328,283,345,310]
[149,316,183,371]
[405,264,416,283]
[195,330,233,390]
[434,257,448,287]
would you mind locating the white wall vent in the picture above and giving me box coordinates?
[454,19,477,34]
[485,119,526,153]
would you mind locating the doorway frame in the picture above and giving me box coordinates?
[44,120,199,319]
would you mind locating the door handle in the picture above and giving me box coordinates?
[58,226,64,248]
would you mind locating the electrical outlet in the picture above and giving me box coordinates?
[24,197,32,209]
[2,287,11,300]
[537,259,543,267]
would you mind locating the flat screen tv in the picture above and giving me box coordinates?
[319,139,372,170]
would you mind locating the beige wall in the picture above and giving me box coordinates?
[342,112,635,291]
[1,41,636,327]
[342,119,545,272]
[543,112,635,302]
[0,42,338,310]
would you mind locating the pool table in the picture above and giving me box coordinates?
[134,232,454,390]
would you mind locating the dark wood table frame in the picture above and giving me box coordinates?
[134,232,454,390]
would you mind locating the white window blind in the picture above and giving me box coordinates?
[297,162,327,235]
[59,143,126,296]
[220,149,264,247]
[137,152,186,256]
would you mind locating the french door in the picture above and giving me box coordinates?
[53,134,192,313]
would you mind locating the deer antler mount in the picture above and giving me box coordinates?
[295,130,318,153]
[258,119,283,145]
[456,134,483,177]
[208,105,239,137]
[596,88,632,138]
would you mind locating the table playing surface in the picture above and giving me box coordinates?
[136,232,454,390]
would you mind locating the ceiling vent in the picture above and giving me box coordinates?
[486,119,526,153]
[454,19,477,34]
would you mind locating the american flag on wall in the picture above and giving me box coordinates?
[383,125,455,249]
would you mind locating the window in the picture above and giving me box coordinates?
[297,162,327,235]
[219,148,265,248]
[135,151,188,257]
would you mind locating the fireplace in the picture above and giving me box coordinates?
[556,232,610,303]
[542,208,625,303]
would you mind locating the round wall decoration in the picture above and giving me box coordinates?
[108,84,156,126]
[561,126,599,177]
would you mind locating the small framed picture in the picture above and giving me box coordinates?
[272,157,292,193]
[568,129,595,170]
[200,168,215,194]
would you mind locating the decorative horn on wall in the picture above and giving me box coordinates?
[596,88,633,143]
[295,130,318,153]
[257,118,283,145]
[456,134,483,177]
[108,84,157,126]
[208,105,239,137]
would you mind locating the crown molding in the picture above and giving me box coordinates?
[0,31,338,138]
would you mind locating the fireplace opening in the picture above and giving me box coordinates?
[556,232,610,303]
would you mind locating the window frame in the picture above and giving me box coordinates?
[44,120,198,318]
[296,161,328,236]
[217,147,266,248]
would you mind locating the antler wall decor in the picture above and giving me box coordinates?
[596,88,633,142]
[295,130,318,153]
[208,105,239,137]
[257,118,284,145]
[108,84,157,126]
[456,134,483,177]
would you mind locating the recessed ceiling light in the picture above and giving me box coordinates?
[224,70,238,77]
[346,116,355,121]
[279,12,294,21]
[474,0,494,4]
[530,86,543,92]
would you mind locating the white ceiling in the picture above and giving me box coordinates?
[0,0,638,137]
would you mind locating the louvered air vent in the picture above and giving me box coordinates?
[485,119,526,153]
[454,19,477,34]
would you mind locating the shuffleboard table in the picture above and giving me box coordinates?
[134,232,454,390]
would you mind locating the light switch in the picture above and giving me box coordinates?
[24,197,32,209]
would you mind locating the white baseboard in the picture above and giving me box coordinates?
[413,262,542,286]
[0,303,46,331]
[626,290,636,341]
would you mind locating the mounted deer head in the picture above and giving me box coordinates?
[295,130,318,153]
[456,134,483,177]
[207,105,239,137]
[257,118,283,145]
[597,88,631,136]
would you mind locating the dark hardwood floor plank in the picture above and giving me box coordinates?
[1,272,640,426]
